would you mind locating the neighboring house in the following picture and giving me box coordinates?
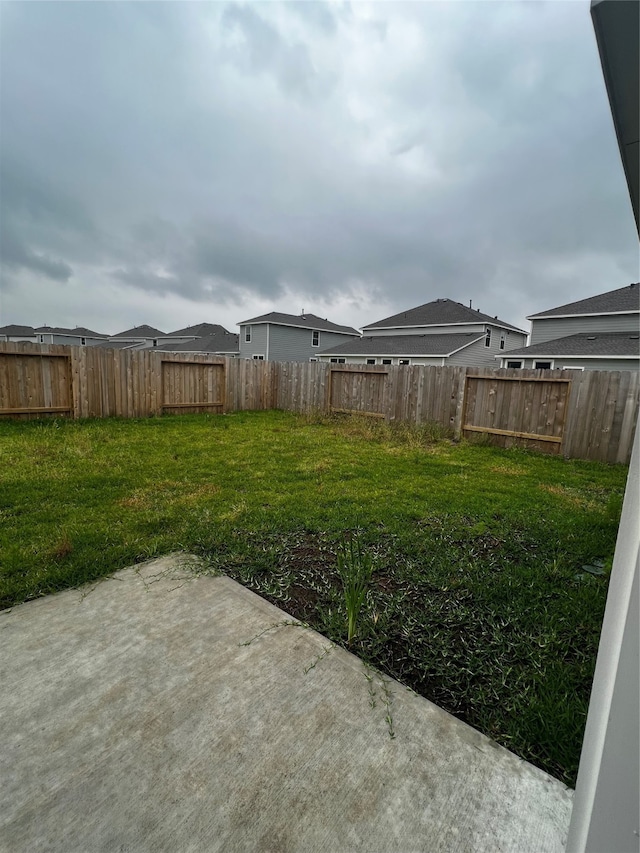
[35,326,108,346]
[499,283,640,370]
[0,324,38,343]
[156,331,239,356]
[158,323,233,346]
[237,312,360,362]
[108,325,167,349]
[318,298,527,366]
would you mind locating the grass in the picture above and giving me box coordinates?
[0,410,628,786]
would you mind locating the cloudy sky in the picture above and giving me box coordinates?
[0,1,637,337]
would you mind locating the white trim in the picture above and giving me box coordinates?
[265,324,270,360]
[562,366,585,370]
[533,359,555,369]
[503,359,524,368]
[252,354,264,360]
[502,353,639,360]
[312,330,320,347]
[528,309,639,320]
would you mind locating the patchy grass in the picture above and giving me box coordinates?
[0,410,628,786]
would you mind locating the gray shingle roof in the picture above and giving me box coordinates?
[528,283,640,319]
[35,326,108,337]
[0,324,36,335]
[111,325,166,338]
[363,299,526,333]
[155,333,240,353]
[502,332,640,358]
[319,333,484,357]
[92,340,140,350]
[238,312,359,336]
[165,323,232,337]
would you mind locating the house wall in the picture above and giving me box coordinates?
[317,355,443,366]
[502,356,640,371]
[529,314,639,345]
[363,323,486,336]
[0,335,37,343]
[239,324,268,359]
[269,327,358,362]
[447,327,527,367]
[38,334,107,346]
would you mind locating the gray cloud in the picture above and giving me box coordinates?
[0,1,637,334]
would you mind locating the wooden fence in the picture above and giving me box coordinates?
[0,342,637,464]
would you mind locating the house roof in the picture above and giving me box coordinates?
[237,312,359,336]
[501,332,640,358]
[0,324,36,335]
[111,325,166,338]
[155,333,240,353]
[92,340,140,350]
[528,283,640,319]
[362,299,526,334]
[34,326,108,338]
[318,333,484,357]
[165,323,232,338]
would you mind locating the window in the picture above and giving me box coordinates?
[252,354,264,360]
[506,360,523,369]
[382,358,392,365]
[499,333,505,350]
[366,358,376,365]
[245,327,251,343]
[330,358,346,364]
[399,359,410,365]
[81,337,86,346]
[534,360,553,370]
[39,335,44,343]
[563,365,584,370]
[309,357,318,362]
[485,328,492,348]
[312,330,319,347]
[152,339,157,347]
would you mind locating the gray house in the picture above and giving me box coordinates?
[499,283,640,370]
[318,299,527,366]
[0,324,38,343]
[35,326,108,346]
[238,312,360,362]
[108,325,167,349]
[156,329,239,356]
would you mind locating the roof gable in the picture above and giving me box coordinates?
[237,312,359,336]
[111,325,166,338]
[165,323,231,337]
[0,324,36,335]
[529,283,640,319]
[363,299,525,333]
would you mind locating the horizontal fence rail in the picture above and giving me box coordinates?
[0,342,637,464]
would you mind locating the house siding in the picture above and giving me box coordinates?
[318,355,442,366]
[239,324,268,359]
[363,323,486,337]
[38,334,107,346]
[529,314,639,345]
[268,327,357,362]
[508,356,640,371]
[448,327,527,367]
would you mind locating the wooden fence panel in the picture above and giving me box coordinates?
[0,346,72,418]
[0,344,637,463]
[461,370,571,454]
[160,358,225,414]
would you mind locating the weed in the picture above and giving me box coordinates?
[336,532,374,643]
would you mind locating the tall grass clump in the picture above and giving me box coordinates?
[336,533,374,643]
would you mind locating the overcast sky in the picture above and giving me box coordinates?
[0,1,637,336]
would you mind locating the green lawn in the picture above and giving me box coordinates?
[0,410,628,786]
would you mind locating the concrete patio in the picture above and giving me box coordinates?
[0,555,572,852]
